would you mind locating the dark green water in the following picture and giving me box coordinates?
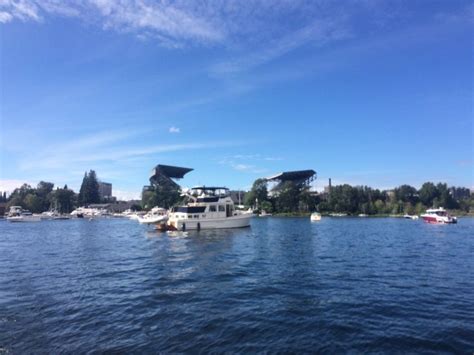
[1,217,473,352]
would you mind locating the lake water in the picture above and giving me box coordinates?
[1,217,473,353]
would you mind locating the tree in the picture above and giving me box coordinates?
[78,170,100,205]
[36,181,54,211]
[87,170,100,204]
[275,181,301,212]
[78,172,88,206]
[394,185,418,205]
[245,179,268,207]
[419,182,438,207]
[24,193,42,213]
[50,186,76,213]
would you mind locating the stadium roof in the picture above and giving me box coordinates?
[266,169,316,182]
[150,164,193,179]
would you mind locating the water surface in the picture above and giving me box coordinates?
[1,217,473,352]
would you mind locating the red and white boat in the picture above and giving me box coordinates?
[421,207,457,224]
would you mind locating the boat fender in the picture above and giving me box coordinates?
[182,223,186,231]
[197,222,201,231]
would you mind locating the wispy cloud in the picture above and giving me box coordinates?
[169,126,180,133]
[0,0,223,46]
[217,154,282,174]
[211,18,351,75]
[17,128,241,171]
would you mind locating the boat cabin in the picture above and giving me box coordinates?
[171,187,236,220]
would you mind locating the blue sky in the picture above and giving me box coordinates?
[0,0,473,199]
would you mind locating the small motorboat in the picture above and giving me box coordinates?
[403,214,419,220]
[137,207,168,224]
[6,206,41,222]
[310,212,321,221]
[421,207,457,224]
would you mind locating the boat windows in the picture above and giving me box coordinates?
[218,205,225,212]
[188,215,193,218]
[194,215,199,219]
[209,205,217,212]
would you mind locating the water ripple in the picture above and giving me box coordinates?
[0,217,473,352]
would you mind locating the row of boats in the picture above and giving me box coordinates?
[309,207,457,224]
[4,186,458,226]
[4,187,255,230]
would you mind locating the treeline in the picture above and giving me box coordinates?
[3,170,106,213]
[5,182,76,213]
[245,179,473,215]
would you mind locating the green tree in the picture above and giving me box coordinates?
[50,186,76,213]
[394,185,418,205]
[245,179,268,207]
[275,181,301,212]
[36,181,54,211]
[78,170,100,205]
[419,182,438,207]
[24,193,42,213]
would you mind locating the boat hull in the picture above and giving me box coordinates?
[7,216,41,222]
[421,216,457,224]
[168,214,252,231]
[138,216,168,224]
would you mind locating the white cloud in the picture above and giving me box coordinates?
[0,0,223,46]
[0,179,35,194]
[169,126,180,133]
[114,189,140,201]
[0,10,13,22]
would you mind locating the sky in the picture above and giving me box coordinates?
[0,0,473,200]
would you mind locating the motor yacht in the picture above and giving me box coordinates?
[6,206,41,222]
[421,207,457,224]
[310,212,321,221]
[166,187,253,231]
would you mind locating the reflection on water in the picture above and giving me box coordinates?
[0,217,473,353]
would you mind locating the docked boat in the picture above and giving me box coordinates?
[137,207,168,224]
[40,210,70,220]
[166,187,253,231]
[70,207,108,218]
[403,214,419,220]
[421,207,457,224]
[259,210,272,217]
[6,206,41,222]
[310,212,321,221]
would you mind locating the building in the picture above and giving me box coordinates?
[266,169,316,197]
[98,182,112,200]
[148,164,193,189]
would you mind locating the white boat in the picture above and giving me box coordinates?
[71,207,108,218]
[310,212,321,221]
[6,206,41,222]
[166,187,253,231]
[259,210,272,217]
[403,214,419,220]
[358,214,368,217]
[137,207,168,224]
[40,210,70,220]
[421,207,457,224]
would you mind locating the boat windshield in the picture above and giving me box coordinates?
[190,187,229,197]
